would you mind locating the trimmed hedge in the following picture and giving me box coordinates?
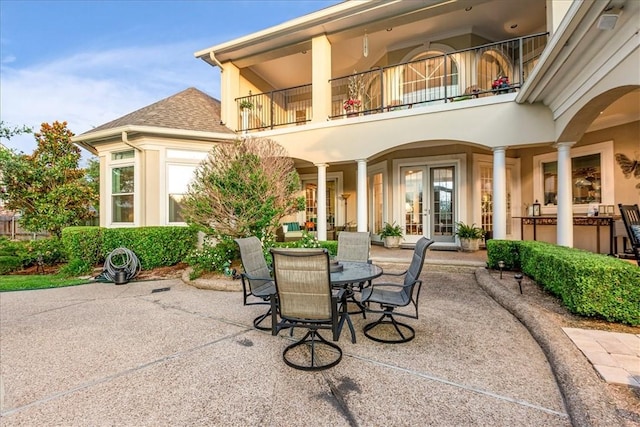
[62,226,198,270]
[487,240,640,325]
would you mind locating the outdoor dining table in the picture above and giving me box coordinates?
[330,261,383,343]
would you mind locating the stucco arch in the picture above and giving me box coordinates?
[557,85,639,142]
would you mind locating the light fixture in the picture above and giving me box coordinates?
[498,261,505,279]
[465,6,472,12]
[510,24,518,29]
[363,30,369,58]
[514,273,523,294]
[597,13,619,30]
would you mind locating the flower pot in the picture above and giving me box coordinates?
[384,236,401,248]
[346,111,360,118]
[459,237,480,252]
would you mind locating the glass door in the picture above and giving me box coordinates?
[431,166,455,243]
[402,165,456,244]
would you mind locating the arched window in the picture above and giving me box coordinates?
[401,50,459,104]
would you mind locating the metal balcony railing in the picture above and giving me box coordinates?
[236,84,312,132]
[235,33,548,131]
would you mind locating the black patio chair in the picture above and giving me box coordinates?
[361,237,434,343]
[618,203,640,266]
[270,247,352,371]
[234,236,276,330]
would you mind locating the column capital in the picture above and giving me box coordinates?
[553,141,576,150]
[314,163,329,169]
[492,146,508,153]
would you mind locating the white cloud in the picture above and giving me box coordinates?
[0,41,220,156]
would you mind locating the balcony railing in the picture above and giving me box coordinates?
[236,84,312,132]
[235,33,548,131]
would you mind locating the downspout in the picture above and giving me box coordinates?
[121,131,141,152]
[209,52,224,69]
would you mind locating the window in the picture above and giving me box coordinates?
[533,141,614,214]
[303,181,337,229]
[166,150,207,224]
[541,154,601,206]
[111,165,134,223]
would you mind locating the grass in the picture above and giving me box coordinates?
[0,274,91,292]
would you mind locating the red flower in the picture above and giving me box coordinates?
[343,98,362,110]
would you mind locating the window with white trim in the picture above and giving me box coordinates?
[533,141,614,214]
[111,150,135,223]
[166,149,208,224]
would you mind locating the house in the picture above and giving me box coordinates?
[74,87,236,226]
[74,0,639,254]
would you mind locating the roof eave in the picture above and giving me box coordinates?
[72,125,237,146]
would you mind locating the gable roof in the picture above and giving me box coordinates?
[85,87,234,135]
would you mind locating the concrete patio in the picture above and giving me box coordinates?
[0,249,630,426]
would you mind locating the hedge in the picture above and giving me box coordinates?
[63,226,199,270]
[487,239,640,325]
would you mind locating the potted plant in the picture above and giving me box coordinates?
[239,99,254,110]
[379,221,403,248]
[455,221,485,252]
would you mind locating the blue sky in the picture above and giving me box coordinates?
[0,0,340,157]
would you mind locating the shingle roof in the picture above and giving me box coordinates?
[85,87,234,135]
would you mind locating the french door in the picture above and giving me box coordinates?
[402,165,456,244]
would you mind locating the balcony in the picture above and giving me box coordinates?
[235,33,547,133]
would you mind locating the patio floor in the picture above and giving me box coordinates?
[0,248,629,426]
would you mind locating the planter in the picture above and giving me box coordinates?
[459,237,480,252]
[384,236,401,248]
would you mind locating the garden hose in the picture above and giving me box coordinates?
[101,247,141,283]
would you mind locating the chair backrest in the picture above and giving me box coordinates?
[403,237,435,287]
[619,204,640,246]
[271,248,332,321]
[235,237,272,291]
[336,231,371,262]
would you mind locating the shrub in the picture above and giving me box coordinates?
[487,239,640,325]
[59,259,93,277]
[185,236,238,276]
[62,227,103,267]
[0,256,22,274]
[102,226,197,270]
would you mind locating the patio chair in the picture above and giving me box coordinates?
[336,231,371,263]
[234,236,276,330]
[336,231,372,315]
[270,247,352,371]
[618,203,640,266]
[361,237,434,343]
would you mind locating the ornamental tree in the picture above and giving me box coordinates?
[0,121,98,238]
[182,137,304,241]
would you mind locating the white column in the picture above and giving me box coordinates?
[312,35,332,123]
[316,163,328,241]
[556,142,575,247]
[356,159,368,232]
[492,147,507,239]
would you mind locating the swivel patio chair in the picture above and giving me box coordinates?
[361,237,434,343]
[336,231,371,263]
[234,236,276,330]
[270,248,352,371]
[336,231,372,315]
[618,203,640,266]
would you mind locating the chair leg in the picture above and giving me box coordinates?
[363,312,416,344]
[282,329,342,371]
[253,308,271,331]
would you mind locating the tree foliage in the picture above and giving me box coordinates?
[0,121,32,141]
[182,137,304,241]
[0,121,98,238]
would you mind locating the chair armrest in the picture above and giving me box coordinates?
[369,282,407,290]
[380,269,407,277]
